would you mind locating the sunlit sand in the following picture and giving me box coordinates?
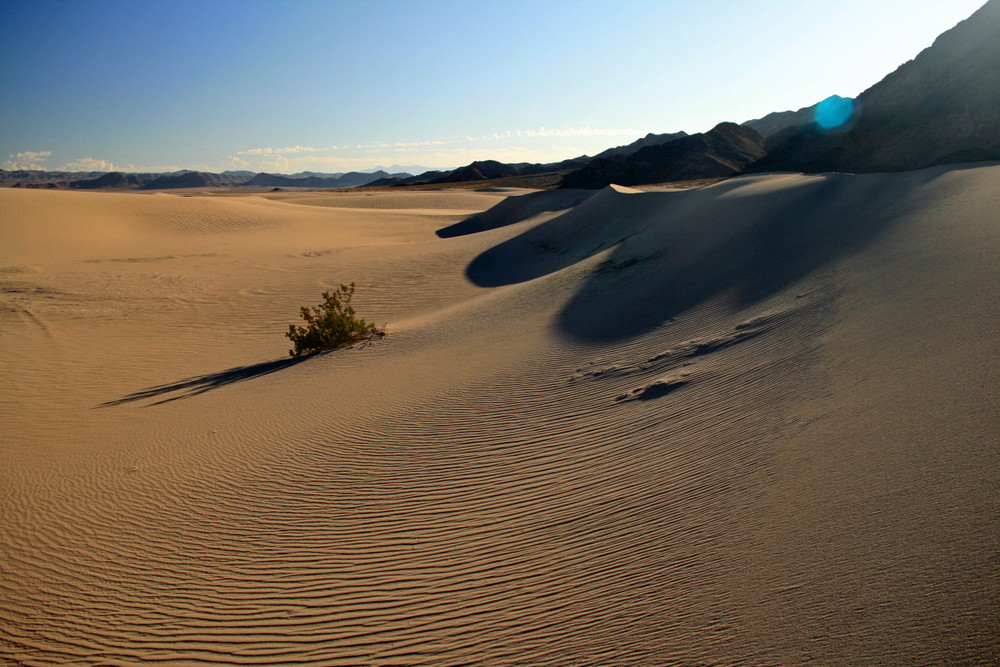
[2,165,998,664]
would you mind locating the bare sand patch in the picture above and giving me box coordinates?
[260,188,521,213]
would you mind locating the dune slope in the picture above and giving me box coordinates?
[1,168,998,665]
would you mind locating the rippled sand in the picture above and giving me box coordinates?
[2,167,998,665]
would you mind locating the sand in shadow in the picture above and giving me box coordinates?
[99,357,306,407]
[436,189,592,238]
[465,184,656,286]
[465,170,940,341]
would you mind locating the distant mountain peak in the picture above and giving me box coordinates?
[562,123,765,189]
[0,168,413,190]
[741,95,855,138]
[593,131,688,160]
[753,0,1000,173]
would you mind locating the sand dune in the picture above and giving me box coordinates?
[1,167,998,665]
[260,188,517,212]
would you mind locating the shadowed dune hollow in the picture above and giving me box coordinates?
[465,172,926,341]
[1,165,998,665]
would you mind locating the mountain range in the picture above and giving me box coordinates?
[561,122,766,189]
[0,168,411,191]
[369,0,998,191]
[412,0,997,189]
[752,0,1000,174]
[4,1,997,192]
[741,95,852,138]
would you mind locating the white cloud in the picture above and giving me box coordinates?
[399,145,570,164]
[2,150,52,170]
[225,155,252,170]
[259,156,291,173]
[234,129,631,160]
[470,127,640,141]
[237,145,335,156]
[224,126,643,173]
[518,126,640,138]
[58,157,123,172]
[391,140,448,148]
[0,127,641,176]
[130,164,187,173]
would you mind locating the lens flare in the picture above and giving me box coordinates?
[814,96,855,129]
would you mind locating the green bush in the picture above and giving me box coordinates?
[286,283,381,357]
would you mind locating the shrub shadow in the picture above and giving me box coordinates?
[99,357,306,407]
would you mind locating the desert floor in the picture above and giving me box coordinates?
[2,166,998,665]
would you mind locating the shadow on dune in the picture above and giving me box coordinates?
[436,189,592,238]
[465,170,936,341]
[465,184,658,287]
[99,357,306,407]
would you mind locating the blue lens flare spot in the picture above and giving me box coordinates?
[814,96,855,130]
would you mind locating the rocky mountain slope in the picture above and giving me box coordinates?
[755,0,1000,173]
[561,123,766,188]
[742,95,853,137]
[592,131,689,159]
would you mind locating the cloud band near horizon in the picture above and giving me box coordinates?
[3,125,646,174]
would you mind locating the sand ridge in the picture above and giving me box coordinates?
[1,166,998,665]
[259,188,520,212]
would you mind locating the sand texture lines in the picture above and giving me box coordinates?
[2,168,999,665]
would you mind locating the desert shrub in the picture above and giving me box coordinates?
[286,283,381,357]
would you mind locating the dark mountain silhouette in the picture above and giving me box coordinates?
[592,131,688,159]
[140,171,233,189]
[426,157,584,184]
[3,169,103,187]
[432,160,525,182]
[2,168,411,190]
[367,156,590,188]
[755,0,1000,173]
[240,170,405,189]
[742,95,853,137]
[561,122,766,189]
[286,171,344,178]
[364,170,451,187]
[363,164,437,175]
[69,172,137,189]
[373,126,759,191]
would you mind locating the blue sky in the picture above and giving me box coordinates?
[0,0,987,174]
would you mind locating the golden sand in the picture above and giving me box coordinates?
[2,166,998,664]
